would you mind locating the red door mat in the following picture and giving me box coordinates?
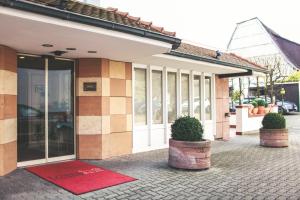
[26,160,137,195]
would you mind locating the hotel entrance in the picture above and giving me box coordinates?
[17,55,75,166]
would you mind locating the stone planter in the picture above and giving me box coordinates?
[260,128,288,147]
[265,107,270,113]
[248,106,253,115]
[252,107,258,114]
[258,106,265,114]
[168,139,211,170]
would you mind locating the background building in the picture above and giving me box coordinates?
[227,17,300,99]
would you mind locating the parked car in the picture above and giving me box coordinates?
[229,100,237,113]
[242,96,271,104]
[276,100,298,114]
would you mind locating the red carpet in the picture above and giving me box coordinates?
[26,160,137,195]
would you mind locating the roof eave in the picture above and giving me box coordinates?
[167,51,268,73]
[0,0,181,49]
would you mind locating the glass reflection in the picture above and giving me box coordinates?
[181,74,189,116]
[194,75,201,120]
[17,56,45,162]
[205,76,212,120]
[167,72,177,123]
[134,68,147,125]
[152,70,163,124]
[48,59,74,158]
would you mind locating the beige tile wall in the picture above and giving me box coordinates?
[215,76,230,140]
[0,45,17,176]
[76,58,132,159]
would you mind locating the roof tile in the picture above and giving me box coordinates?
[173,43,266,71]
[25,0,176,37]
[262,22,300,69]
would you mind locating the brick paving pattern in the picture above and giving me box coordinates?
[1,114,300,200]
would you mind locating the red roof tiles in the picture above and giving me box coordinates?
[26,0,176,37]
[173,43,266,71]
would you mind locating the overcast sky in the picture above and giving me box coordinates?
[100,0,300,50]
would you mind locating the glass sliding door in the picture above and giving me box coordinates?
[48,58,74,158]
[17,55,74,164]
[17,56,46,162]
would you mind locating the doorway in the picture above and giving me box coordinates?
[17,55,75,166]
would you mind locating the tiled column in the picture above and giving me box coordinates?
[76,58,132,159]
[0,45,17,176]
[76,58,102,159]
[101,61,132,159]
[215,76,230,140]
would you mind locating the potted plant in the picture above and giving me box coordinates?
[256,99,265,114]
[260,113,288,147]
[168,116,211,170]
[252,101,258,114]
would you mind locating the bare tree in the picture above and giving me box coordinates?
[252,56,285,103]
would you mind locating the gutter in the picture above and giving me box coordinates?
[218,70,253,79]
[0,0,181,49]
[167,51,268,73]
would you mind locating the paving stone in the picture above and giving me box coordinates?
[1,115,300,199]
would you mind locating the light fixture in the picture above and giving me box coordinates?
[19,56,25,59]
[42,44,53,47]
[66,48,76,50]
[215,50,222,59]
[88,50,97,53]
[51,50,67,56]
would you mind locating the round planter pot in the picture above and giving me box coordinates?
[168,139,211,170]
[260,128,288,147]
[248,107,253,115]
[252,107,258,114]
[258,106,265,114]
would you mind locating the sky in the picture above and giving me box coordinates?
[100,0,300,50]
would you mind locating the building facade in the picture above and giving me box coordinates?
[227,17,300,98]
[0,0,264,176]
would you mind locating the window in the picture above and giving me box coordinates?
[134,68,147,125]
[194,75,201,120]
[181,74,189,116]
[167,72,177,123]
[152,70,163,124]
[205,76,212,120]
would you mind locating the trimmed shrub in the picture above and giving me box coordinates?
[251,101,258,108]
[171,116,203,141]
[264,101,269,108]
[262,113,286,129]
[256,99,265,107]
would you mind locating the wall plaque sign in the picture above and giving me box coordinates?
[83,82,97,91]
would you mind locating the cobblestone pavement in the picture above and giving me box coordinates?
[1,114,300,200]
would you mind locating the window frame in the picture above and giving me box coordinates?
[133,64,216,145]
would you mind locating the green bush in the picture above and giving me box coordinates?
[262,113,286,129]
[256,99,265,107]
[251,101,258,108]
[264,101,269,108]
[171,116,203,141]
